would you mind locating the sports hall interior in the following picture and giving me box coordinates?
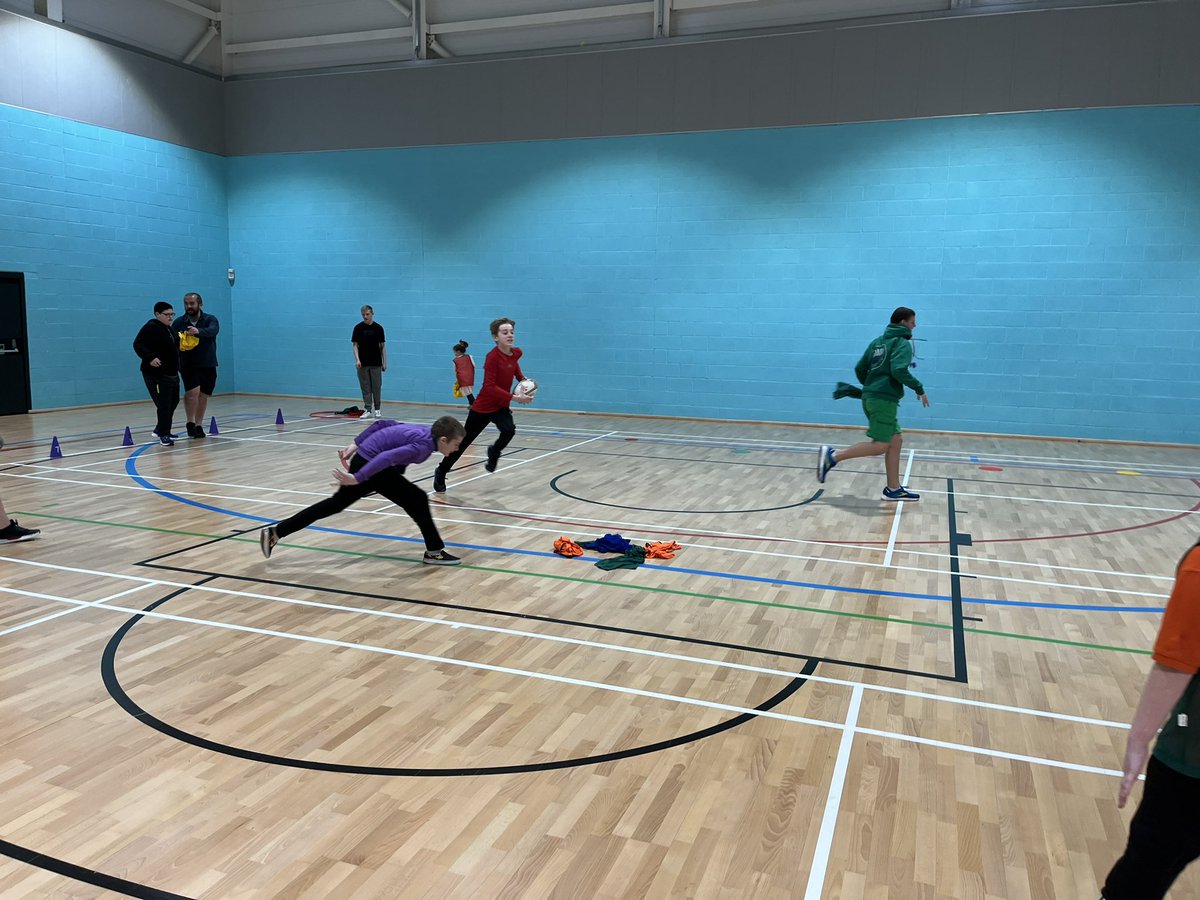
[1,0,1199,897]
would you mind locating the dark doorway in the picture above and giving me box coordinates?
[0,273,31,415]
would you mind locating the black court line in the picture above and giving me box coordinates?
[103,584,822,776]
[0,839,193,900]
[550,469,824,515]
[946,478,970,684]
[134,562,956,684]
[134,506,960,685]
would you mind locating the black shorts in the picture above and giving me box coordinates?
[181,367,217,395]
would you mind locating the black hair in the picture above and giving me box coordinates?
[890,307,916,325]
[453,340,469,353]
[432,415,465,442]
[154,301,174,315]
[184,291,202,305]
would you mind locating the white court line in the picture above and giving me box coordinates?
[0,583,155,637]
[449,431,618,488]
[522,423,1199,475]
[804,684,863,900]
[0,567,1130,780]
[0,555,1134,730]
[0,468,1175,601]
[883,448,916,567]
[917,487,1200,517]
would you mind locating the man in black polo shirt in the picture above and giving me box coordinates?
[174,291,220,439]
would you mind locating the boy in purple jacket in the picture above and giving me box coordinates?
[259,415,466,565]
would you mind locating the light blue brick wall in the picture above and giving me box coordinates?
[228,106,1200,443]
[0,103,231,409]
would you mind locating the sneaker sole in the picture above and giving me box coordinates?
[882,495,920,502]
[423,557,461,566]
[816,446,831,483]
[2,534,40,543]
[260,529,275,558]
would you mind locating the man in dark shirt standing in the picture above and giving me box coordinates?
[132,301,180,446]
[351,305,387,418]
[174,291,220,439]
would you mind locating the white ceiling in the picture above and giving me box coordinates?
[8,0,1162,78]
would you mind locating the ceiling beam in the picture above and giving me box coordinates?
[182,21,219,64]
[224,27,412,55]
[155,0,223,22]
[428,3,654,36]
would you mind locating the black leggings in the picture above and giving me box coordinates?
[435,406,515,476]
[1103,755,1200,899]
[274,456,444,551]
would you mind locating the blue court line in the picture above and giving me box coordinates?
[123,445,1165,615]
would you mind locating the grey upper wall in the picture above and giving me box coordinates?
[225,1,1200,156]
[0,8,224,155]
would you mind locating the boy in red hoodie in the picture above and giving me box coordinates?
[434,317,532,493]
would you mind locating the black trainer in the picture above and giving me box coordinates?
[485,445,500,473]
[433,469,447,493]
[259,525,277,558]
[423,549,461,566]
[0,519,41,542]
[186,422,197,438]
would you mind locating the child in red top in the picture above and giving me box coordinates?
[452,340,475,408]
[434,318,532,493]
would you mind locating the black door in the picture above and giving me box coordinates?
[0,273,31,416]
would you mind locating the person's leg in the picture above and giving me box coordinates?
[1102,756,1200,900]
[465,392,475,407]
[147,373,176,440]
[165,374,180,433]
[370,469,447,552]
[271,454,371,538]
[435,408,492,483]
[884,434,903,489]
[356,366,373,410]
[369,367,382,413]
[182,386,199,427]
[486,407,516,471]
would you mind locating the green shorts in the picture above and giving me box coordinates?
[862,397,901,443]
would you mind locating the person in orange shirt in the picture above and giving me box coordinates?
[1102,539,1200,899]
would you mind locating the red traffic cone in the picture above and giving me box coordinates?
[208,415,219,435]
[122,426,134,447]
[275,408,285,426]
[50,436,63,459]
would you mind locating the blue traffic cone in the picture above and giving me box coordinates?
[122,426,134,447]
[275,408,285,426]
[50,436,63,459]
[208,415,219,435]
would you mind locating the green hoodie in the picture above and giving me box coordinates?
[853,323,925,402]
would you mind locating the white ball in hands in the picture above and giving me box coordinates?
[514,379,538,400]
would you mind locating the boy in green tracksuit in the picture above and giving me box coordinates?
[817,307,930,500]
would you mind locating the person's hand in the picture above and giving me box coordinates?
[918,394,930,408]
[513,393,533,405]
[355,360,362,369]
[332,468,358,487]
[186,326,199,336]
[381,364,387,372]
[150,358,161,367]
[338,443,357,469]
[1119,738,1150,808]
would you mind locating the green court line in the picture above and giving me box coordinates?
[16,510,1151,657]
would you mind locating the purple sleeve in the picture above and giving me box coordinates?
[355,441,424,481]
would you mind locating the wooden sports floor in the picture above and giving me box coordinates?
[1,396,1198,899]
